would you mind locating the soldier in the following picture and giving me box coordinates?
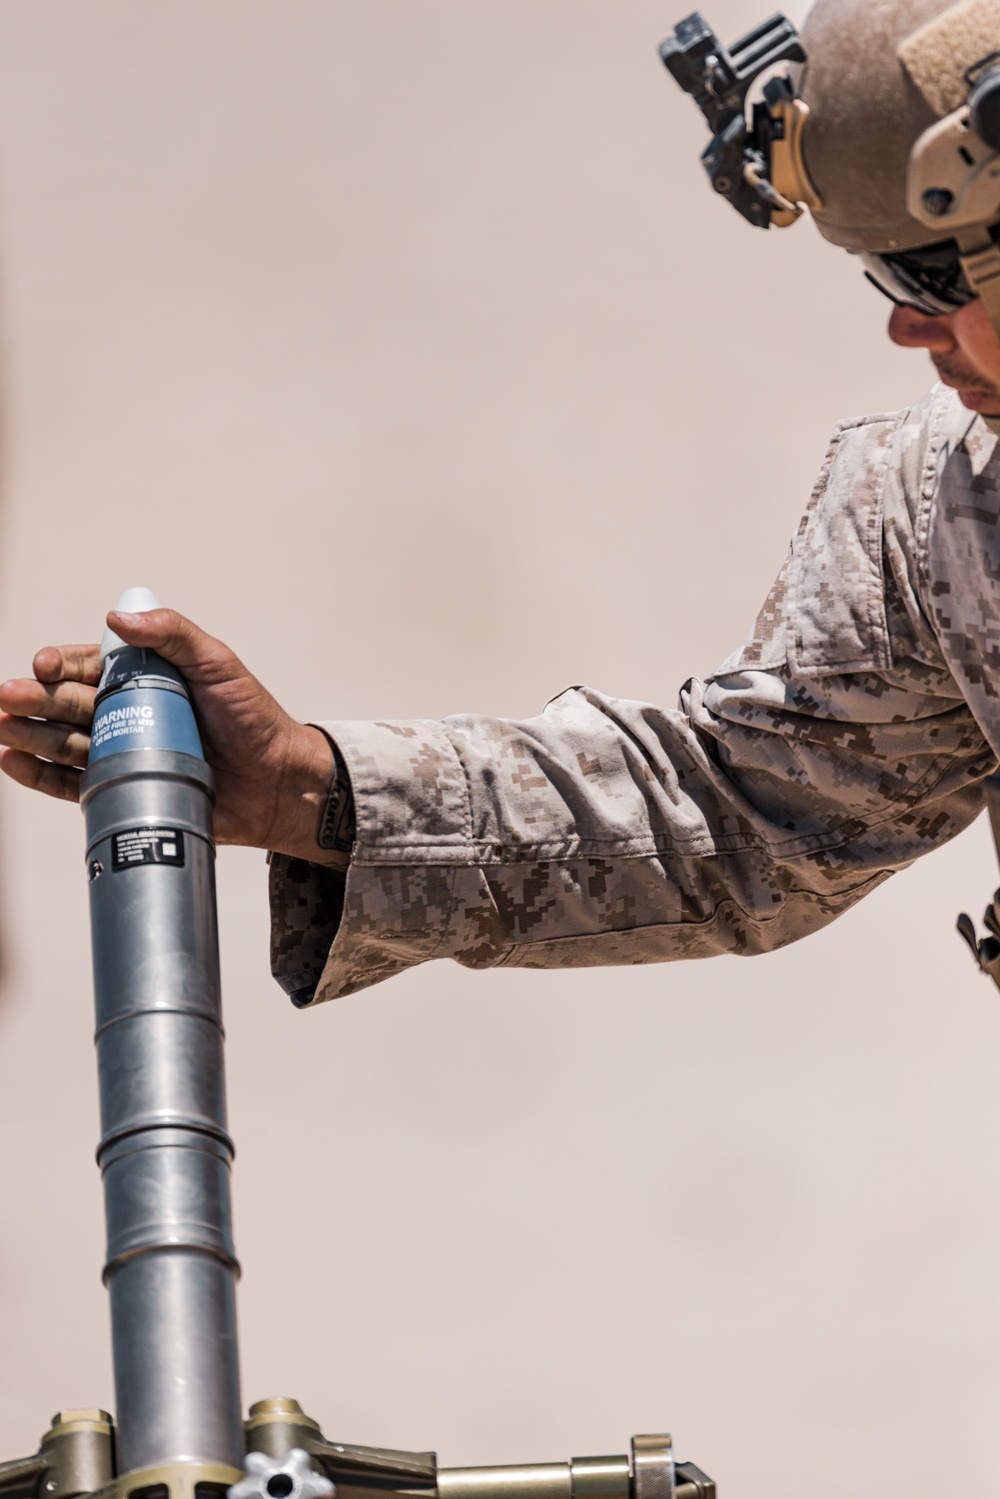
[1,0,1000,1009]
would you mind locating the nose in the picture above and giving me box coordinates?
[887,303,957,350]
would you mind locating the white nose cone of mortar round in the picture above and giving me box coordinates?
[100,586,162,662]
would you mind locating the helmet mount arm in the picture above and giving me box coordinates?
[659,11,813,229]
[905,65,1000,355]
[957,228,1000,347]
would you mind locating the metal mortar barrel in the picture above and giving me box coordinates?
[81,689,243,1477]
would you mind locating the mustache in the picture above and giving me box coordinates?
[932,353,998,393]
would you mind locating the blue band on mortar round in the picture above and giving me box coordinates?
[89,687,204,763]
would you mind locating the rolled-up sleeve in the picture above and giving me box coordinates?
[271,391,996,1006]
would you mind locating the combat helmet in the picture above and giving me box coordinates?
[662,0,1000,341]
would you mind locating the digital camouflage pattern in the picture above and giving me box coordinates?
[270,384,1000,1006]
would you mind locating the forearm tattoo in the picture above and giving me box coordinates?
[316,738,356,869]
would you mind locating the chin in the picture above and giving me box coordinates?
[956,389,1000,415]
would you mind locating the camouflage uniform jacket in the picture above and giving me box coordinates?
[270,383,1000,1007]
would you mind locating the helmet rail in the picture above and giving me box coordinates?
[659,11,819,229]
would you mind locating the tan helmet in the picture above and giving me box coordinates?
[800,0,1000,253]
[662,0,1000,342]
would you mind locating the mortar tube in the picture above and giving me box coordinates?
[80,590,243,1476]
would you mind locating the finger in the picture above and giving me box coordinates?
[0,712,89,767]
[33,643,102,686]
[0,677,97,727]
[107,608,250,688]
[0,746,82,802]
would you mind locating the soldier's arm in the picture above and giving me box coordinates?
[1,393,991,1008]
[269,393,994,1005]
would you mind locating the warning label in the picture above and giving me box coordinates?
[112,828,185,872]
[91,701,156,751]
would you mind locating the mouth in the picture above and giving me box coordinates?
[950,385,1000,412]
[933,363,1000,413]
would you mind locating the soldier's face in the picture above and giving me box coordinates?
[887,298,1000,417]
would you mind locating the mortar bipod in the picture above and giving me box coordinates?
[0,1403,714,1499]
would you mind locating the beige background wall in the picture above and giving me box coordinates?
[0,3,998,1495]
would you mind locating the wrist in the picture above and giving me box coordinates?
[268,724,353,867]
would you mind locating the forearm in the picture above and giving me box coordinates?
[269,672,990,1007]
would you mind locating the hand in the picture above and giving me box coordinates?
[0,609,351,865]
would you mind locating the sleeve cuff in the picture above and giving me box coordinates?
[268,854,347,1007]
[268,718,508,1006]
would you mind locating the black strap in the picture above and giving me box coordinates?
[957,773,1000,990]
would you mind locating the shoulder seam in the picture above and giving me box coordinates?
[833,409,908,433]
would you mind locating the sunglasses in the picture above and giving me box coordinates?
[859,240,978,317]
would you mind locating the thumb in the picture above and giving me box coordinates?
[107,608,248,688]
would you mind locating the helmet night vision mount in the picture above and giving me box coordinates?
[659,11,821,230]
[0,595,716,1499]
[662,4,1000,354]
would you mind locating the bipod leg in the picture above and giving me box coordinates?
[235,1400,714,1499]
[0,1411,114,1499]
